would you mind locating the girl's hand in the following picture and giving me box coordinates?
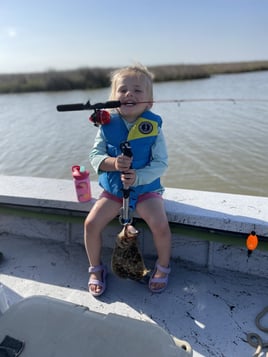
[115,154,133,171]
[121,169,136,187]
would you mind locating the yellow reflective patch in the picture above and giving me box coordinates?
[127,117,158,141]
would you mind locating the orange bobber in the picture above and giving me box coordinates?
[246,231,259,257]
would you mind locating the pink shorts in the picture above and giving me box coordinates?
[100,190,163,204]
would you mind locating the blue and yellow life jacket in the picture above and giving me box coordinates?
[99,110,163,209]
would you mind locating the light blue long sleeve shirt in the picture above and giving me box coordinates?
[89,118,168,188]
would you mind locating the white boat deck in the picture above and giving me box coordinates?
[1,233,268,357]
[1,175,268,355]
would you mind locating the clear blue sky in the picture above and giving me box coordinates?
[1,0,268,73]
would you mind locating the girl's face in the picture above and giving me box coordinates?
[114,74,152,122]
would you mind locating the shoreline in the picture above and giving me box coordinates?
[1,60,268,94]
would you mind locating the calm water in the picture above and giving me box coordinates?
[0,71,268,197]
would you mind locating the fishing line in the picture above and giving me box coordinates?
[137,98,268,105]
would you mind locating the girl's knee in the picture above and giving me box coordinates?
[84,215,96,232]
[84,213,107,236]
[151,219,170,236]
[84,215,90,229]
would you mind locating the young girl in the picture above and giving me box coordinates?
[84,64,171,297]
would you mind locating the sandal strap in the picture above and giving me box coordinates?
[88,264,106,274]
[150,276,169,284]
[156,263,171,274]
[88,278,105,288]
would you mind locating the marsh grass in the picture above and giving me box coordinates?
[1,61,268,94]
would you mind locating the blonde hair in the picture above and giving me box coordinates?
[109,64,154,101]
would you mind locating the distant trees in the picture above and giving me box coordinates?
[1,61,268,94]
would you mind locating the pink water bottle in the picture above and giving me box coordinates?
[72,165,92,202]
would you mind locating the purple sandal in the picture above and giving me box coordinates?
[149,262,171,293]
[88,264,107,297]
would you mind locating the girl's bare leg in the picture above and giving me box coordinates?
[136,198,171,290]
[84,197,121,294]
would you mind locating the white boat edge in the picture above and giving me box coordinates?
[0,175,267,278]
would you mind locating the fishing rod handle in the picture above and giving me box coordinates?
[57,103,85,111]
[57,100,121,112]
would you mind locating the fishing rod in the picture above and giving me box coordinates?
[57,98,268,126]
[57,98,268,112]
